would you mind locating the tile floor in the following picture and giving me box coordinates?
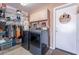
[0,45,32,55]
[0,45,74,55]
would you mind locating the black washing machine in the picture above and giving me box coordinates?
[30,31,48,55]
[22,31,30,50]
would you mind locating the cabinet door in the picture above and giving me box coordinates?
[30,9,48,22]
[30,13,38,21]
[39,9,48,20]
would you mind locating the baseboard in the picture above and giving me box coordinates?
[56,48,76,55]
[50,46,55,50]
[49,47,77,55]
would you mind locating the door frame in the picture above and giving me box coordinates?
[53,3,76,49]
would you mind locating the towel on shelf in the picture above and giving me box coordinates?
[0,39,6,44]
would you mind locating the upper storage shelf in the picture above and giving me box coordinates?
[30,9,49,22]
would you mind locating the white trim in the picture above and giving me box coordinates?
[50,46,55,50]
[54,3,76,10]
[53,9,56,49]
[53,3,77,50]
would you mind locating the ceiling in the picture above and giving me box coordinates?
[6,3,50,12]
[6,3,65,14]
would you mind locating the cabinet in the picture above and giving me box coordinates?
[30,9,48,22]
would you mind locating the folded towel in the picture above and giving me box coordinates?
[0,39,6,44]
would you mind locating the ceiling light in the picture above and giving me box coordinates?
[20,3,29,6]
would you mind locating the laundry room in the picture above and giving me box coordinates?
[0,3,79,55]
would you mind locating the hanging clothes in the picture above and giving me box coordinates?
[0,28,3,32]
[19,26,23,38]
[10,25,14,38]
[16,26,21,39]
[5,25,14,38]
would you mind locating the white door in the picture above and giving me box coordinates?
[55,4,77,54]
